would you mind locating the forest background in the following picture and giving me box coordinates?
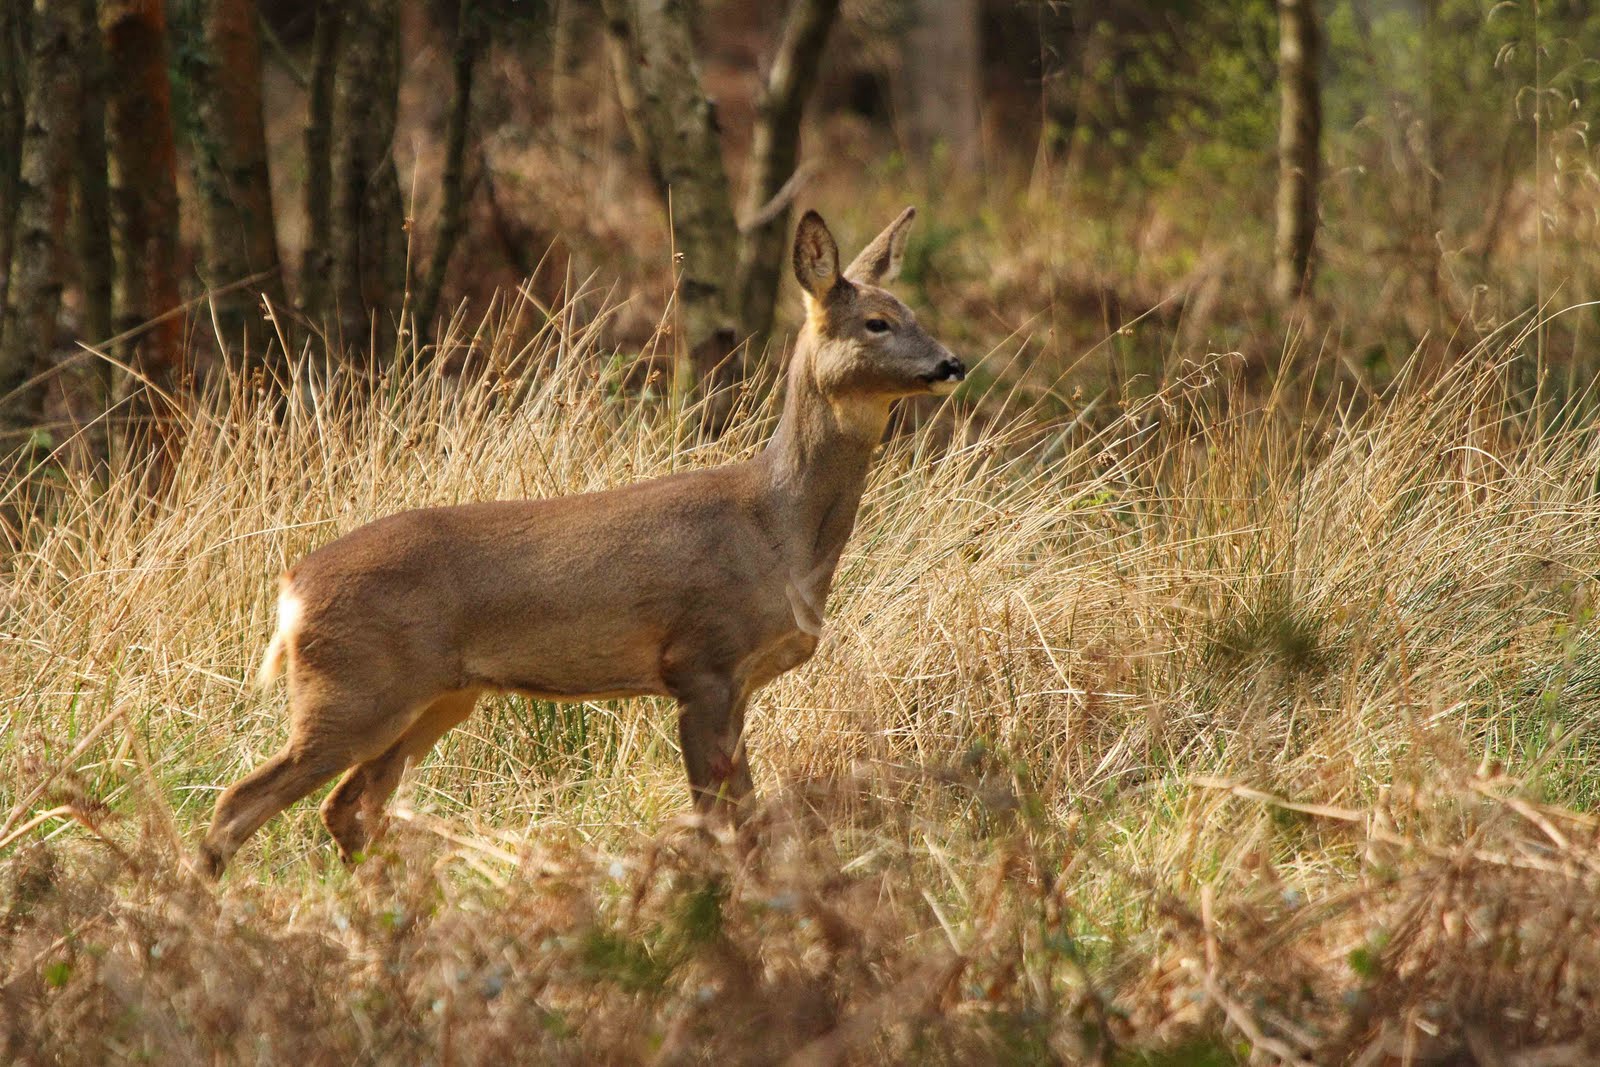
[4,0,1597,435]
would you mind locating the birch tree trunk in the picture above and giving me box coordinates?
[601,0,741,392]
[330,0,404,365]
[74,0,113,351]
[191,0,285,368]
[1273,0,1321,305]
[102,0,185,388]
[737,0,840,352]
[0,0,82,433]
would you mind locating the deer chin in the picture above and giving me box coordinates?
[926,378,961,396]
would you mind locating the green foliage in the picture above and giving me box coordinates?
[899,215,966,296]
[1202,578,1333,677]
[42,960,72,988]
[497,695,620,779]
[1117,1037,1243,1067]
[576,876,727,993]
[1347,927,1391,979]
[670,876,726,948]
[578,927,675,992]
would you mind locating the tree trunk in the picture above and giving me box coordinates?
[601,0,741,394]
[1419,0,1441,319]
[549,0,582,125]
[1273,0,1321,305]
[736,0,840,353]
[0,0,31,343]
[330,0,404,366]
[413,0,481,345]
[0,0,83,435]
[301,0,338,331]
[101,0,185,388]
[73,0,113,352]
[191,0,285,369]
[893,0,982,170]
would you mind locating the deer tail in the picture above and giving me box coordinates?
[255,578,300,691]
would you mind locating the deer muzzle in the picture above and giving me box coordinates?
[924,356,966,394]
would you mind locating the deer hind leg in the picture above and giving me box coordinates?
[320,688,480,863]
[201,742,368,879]
[200,688,423,879]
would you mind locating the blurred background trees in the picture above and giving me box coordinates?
[103,0,184,396]
[1,0,1598,449]
[1,0,84,434]
[184,0,283,364]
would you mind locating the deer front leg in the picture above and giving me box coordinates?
[722,695,753,802]
[672,677,753,817]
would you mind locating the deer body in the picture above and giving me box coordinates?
[201,208,963,876]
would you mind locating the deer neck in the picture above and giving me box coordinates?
[757,338,890,612]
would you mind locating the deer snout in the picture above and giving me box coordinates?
[924,354,966,394]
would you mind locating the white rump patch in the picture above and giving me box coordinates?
[276,584,304,634]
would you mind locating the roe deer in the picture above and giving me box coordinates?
[201,207,965,877]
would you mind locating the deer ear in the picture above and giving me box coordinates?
[844,205,916,286]
[793,210,842,302]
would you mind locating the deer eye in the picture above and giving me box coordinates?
[864,318,892,334]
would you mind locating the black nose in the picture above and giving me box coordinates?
[935,356,966,382]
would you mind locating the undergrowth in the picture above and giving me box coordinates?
[3,296,1600,1062]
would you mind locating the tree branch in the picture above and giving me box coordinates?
[736,0,840,343]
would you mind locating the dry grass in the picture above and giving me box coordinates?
[4,295,1600,1063]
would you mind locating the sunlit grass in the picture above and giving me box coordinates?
[5,295,1600,1060]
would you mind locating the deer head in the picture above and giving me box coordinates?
[791,207,966,407]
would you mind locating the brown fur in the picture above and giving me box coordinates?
[200,207,964,876]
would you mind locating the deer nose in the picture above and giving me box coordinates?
[934,356,966,382]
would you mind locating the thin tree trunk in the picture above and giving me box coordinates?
[601,0,741,394]
[301,0,338,331]
[102,0,185,389]
[0,0,83,435]
[330,0,404,365]
[1273,0,1321,305]
[893,0,982,170]
[191,0,285,369]
[413,0,481,344]
[73,0,113,352]
[549,0,581,126]
[736,0,840,353]
[1,0,32,345]
[1419,0,1441,319]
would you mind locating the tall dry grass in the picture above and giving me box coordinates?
[4,296,1600,1062]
